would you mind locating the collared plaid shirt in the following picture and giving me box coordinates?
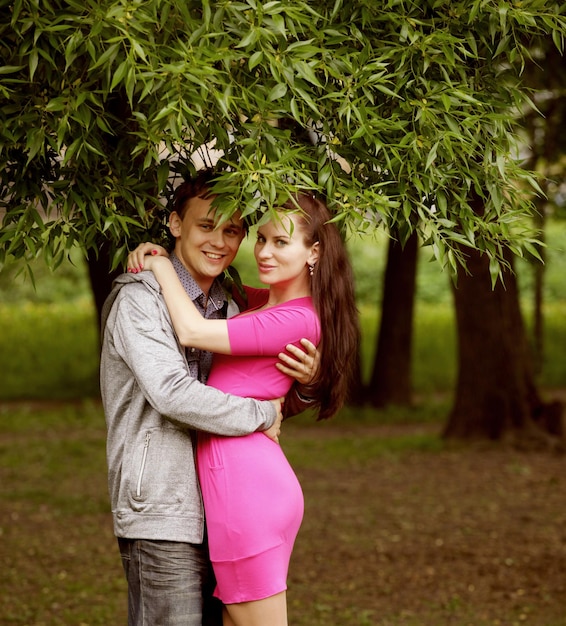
[169,252,229,383]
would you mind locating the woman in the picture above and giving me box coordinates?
[131,193,359,626]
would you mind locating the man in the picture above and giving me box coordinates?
[100,171,317,626]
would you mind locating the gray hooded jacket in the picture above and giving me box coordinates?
[100,271,276,543]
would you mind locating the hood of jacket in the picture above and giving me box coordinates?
[101,271,161,333]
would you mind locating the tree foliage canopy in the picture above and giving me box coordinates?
[521,37,566,220]
[1,0,565,276]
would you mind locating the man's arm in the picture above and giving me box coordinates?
[106,283,279,436]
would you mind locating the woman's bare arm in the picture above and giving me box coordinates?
[143,255,232,354]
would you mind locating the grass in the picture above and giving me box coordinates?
[1,193,565,625]
[2,220,565,402]
[0,220,565,624]
[0,296,564,402]
[0,402,124,625]
[3,403,566,626]
[0,221,566,401]
[0,403,436,626]
[0,299,100,400]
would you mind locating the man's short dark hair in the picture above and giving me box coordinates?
[173,169,216,219]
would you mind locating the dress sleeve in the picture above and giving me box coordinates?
[227,304,321,356]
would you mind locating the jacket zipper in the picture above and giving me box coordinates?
[136,432,151,498]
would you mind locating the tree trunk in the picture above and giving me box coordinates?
[347,349,366,407]
[443,245,563,445]
[86,238,122,332]
[85,90,142,331]
[532,200,546,375]
[366,231,418,407]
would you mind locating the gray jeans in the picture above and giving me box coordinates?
[118,538,222,626]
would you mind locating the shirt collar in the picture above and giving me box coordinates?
[169,252,228,312]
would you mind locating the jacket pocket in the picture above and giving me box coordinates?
[135,431,151,498]
[131,427,196,506]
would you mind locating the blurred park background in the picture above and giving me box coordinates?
[1,225,565,626]
[2,1,566,624]
[1,220,564,404]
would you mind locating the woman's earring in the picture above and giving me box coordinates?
[308,263,315,276]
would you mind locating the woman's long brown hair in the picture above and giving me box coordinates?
[282,194,360,420]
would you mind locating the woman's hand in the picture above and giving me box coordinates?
[138,253,167,273]
[276,338,320,386]
[127,242,169,273]
[130,252,174,280]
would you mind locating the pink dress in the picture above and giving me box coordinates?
[198,296,321,604]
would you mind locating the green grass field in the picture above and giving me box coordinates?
[0,298,564,402]
[0,221,565,402]
[2,403,566,625]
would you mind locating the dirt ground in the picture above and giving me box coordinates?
[2,403,566,625]
[286,419,566,626]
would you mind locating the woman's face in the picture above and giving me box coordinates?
[254,212,318,287]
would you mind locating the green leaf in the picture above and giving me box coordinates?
[489,256,501,288]
[295,61,322,87]
[0,64,25,74]
[62,138,83,165]
[268,82,288,101]
[249,50,263,70]
[25,128,45,163]
[157,160,170,192]
[110,59,129,90]
[269,14,286,36]
[237,29,259,49]
[89,42,121,70]
[29,50,38,80]
[425,142,438,172]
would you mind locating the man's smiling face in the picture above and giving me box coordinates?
[169,195,245,293]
